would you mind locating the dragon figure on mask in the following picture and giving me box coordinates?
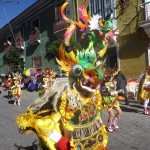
[16,0,116,149]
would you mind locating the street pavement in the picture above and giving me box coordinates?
[0,88,149,150]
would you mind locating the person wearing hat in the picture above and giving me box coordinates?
[138,66,150,115]
[101,69,122,132]
[11,73,22,106]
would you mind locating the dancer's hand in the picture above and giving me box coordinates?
[48,130,62,143]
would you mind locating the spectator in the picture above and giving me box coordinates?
[28,75,36,92]
[116,71,129,105]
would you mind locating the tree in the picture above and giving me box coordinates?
[46,38,82,59]
[5,46,23,72]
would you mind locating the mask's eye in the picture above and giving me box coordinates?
[71,64,83,77]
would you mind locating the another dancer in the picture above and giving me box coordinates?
[138,66,150,115]
[11,73,22,105]
[101,69,122,132]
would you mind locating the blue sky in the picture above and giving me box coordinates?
[0,0,37,29]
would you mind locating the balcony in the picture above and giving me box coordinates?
[3,41,11,54]
[53,19,68,36]
[15,31,25,49]
[28,31,40,45]
[139,1,150,38]
[15,40,25,50]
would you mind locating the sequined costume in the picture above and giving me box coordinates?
[101,81,120,111]
[16,0,117,149]
[11,73,22,105]
[138,67,150,115]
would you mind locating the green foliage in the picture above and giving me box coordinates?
[70,39,82,53]
[47,38,62,57]
[46,38,82,57]
[5,46,23,72]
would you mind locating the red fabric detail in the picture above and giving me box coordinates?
[56,136,71,150]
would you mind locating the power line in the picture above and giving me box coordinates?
[2,6,16,41]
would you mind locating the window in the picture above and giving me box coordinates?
[15,28,24,42]
[32,56,42,69]
[145,0,150,21]
[15,27,24,49]
[32,18,40,32]
[55,6,62,21]
[89,0,113,19]
[4,35,12,49]
[7,35,12,43]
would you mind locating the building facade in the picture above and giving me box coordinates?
[0,0,149,78]
[0,0,68,75]
[116,0,150,78]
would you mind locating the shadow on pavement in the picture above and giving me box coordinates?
[8,100,14,104]
[129,104,143,109]
[119,99,143,113]
[120,105,140,113]
[14,140,39,150]
[3,95,9,99]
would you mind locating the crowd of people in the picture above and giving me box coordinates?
[1,67,55,105]
[1,65,149,122]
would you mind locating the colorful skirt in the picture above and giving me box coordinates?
[12,87,22,97]
[102,96,119,111]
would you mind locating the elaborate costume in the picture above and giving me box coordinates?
[101,69,122,132]
[138,66,150,115]
[16,0,117,149]
[38,67,56,97]
[11,73,22,105]
[43,68,55,91]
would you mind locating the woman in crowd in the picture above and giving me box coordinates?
[116,71,129,105]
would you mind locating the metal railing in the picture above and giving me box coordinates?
[139,1,150,22]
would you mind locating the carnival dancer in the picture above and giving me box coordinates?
[138,66,150,115]
[42,68,55,91]
[4,73,13,98]
[37,67,55,97]
[11,73,22,105]
[16,1,117,149]
[101,69,122,132]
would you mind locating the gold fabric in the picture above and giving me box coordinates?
[16,90,108,150]
[138,74,150,103]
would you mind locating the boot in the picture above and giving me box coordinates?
[143,108,149,115]
[17,100,20,106]
[14,100,17,105]
[107,122,113,132]
[113,117,120,129]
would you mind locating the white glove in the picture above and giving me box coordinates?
[48,130,62,143]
